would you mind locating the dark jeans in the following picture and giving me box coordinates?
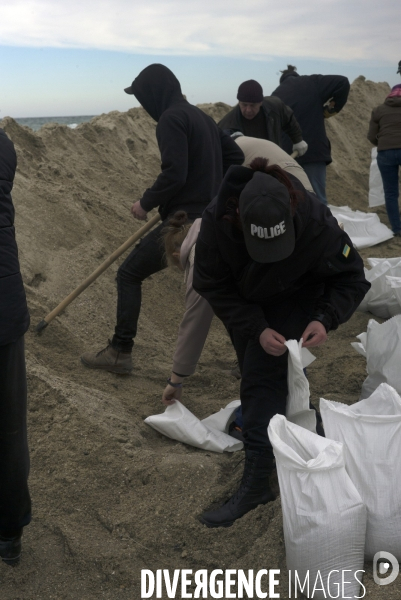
[112,215,198,352]
[377,148,401,234]
[231,299,314,455]
[0,336,31,532]
[302,162,328,205]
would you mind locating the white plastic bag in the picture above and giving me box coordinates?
[268,414,366,599]
[357,258,401,318]
[368,147,385,208]
[328,204,393,249]
[285,339,317,432]
[352,315,401,398]
[320,383,401,560]
[201,399,240,432]
[144,400,243,453]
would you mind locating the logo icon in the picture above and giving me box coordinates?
[373,551,399,586]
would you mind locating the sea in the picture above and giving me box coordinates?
[13,115,97,132]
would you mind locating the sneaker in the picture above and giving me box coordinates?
[81,341,132,374]
[0,532,22,566]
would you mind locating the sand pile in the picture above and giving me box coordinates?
[1,77,400,599]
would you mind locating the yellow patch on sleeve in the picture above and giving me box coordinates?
[342,244,351,258]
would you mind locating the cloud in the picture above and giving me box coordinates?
[0,0,397,62]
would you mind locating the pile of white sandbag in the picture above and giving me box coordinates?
[328,205,393,249]
[358,257,401,318]
[268,327,401,598]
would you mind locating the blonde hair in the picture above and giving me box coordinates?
[162,211,192,269]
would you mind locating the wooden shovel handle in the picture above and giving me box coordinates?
[36,212,161,332]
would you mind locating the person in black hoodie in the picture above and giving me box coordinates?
[192,159,369,528]
[81,64,244,373]
[0,128,31,564]
[272,66,350,205]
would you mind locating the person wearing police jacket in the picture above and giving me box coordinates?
[0,128,31,563]
[192,158,370,528]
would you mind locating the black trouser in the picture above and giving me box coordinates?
[231,299,315,455]
[0,336,31,533]
[112,215,198,352]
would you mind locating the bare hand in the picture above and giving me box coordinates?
[131,201,148,220]
[161,383,182,406]
[259,328,287,356]
[301,321,328,348]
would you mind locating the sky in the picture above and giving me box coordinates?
[0,0,399,118]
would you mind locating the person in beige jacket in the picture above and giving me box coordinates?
[233,133,313,192]
[161,215,214,404]
[160,141,313,406]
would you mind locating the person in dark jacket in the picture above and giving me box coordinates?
[368,84,401,234]
[272,65,350,205]
[0,128,31,564]
[192,159,370,528]
[218,79,307,156]
[81,64,244,373]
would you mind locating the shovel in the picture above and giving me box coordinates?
[35,212,161,333]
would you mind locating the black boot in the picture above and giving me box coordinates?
[0,529,22,566]
[199,449,276,528]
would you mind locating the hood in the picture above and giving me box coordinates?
[385,96,401,108]
[279,72,299,84]
[180,218,202,269]
[129,64,184,122]
[214,165,311,242]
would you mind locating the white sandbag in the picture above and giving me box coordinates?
[353,316,401,398]
[367,256,401,268]
[368,147,385,208]
[328,204,393,249]
[200,399,241,432]
[144,400,243,453]
[357,259,401,317]
[386,275,401,311]
[320,383,401,560]
[268,414,366,600]
[285,339,317,432]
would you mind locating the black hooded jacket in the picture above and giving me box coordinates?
[272,74,350,165]
[0,129,30,345]
[130,64,244,220]
[192,166,369,341]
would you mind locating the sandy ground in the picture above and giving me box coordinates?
[1,76,401,599]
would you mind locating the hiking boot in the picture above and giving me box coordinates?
[81,341,132,374]
[0,531,22,566]
[199,449,275,528]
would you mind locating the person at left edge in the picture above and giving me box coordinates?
[0,128,31,565]
[81,64,244,373]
